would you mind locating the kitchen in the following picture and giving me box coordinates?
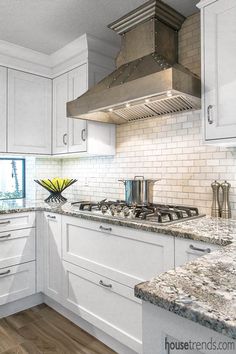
[0,0,235,353]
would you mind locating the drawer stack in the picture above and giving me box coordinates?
[0,212,36,306]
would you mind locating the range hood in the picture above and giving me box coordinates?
[67,0,201,124]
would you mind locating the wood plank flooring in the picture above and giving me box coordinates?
[0,304,117,354]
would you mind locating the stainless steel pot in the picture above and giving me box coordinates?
[118,176,158,205]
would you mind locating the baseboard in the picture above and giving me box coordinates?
[0,292,43,318]
[43,295,138,354]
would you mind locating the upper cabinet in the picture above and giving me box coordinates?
[53,64,115,156]
[0,66,7,153]
[8,69,52,154]
[199,0,236,145]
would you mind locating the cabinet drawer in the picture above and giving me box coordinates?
[62,216,174,288]
[0,261,35,305]
[62,261,142,353]
[175,238,221,268]
[0,212,35,233]
[0,228,35,269]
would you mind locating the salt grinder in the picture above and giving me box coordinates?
[221,180,231,219]
[211,180,221,217]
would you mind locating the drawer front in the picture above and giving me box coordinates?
[175,238,221,268]
[0,212,35,233]
[0,228,35,269]
[62,261,142,353]
[62,216,174,287]
[0,261,35,305]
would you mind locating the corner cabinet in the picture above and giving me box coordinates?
[199,0,236,145]
[0,66,7,153]
[8,69,52,154]
[53,64,115,155]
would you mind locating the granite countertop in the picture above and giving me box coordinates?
[1,200,236,340]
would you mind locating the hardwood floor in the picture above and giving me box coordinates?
[0,304,117,354]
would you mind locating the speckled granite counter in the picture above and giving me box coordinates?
[1,200,236,339]
[135,220,236,340]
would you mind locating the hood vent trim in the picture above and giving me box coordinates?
[67,0,201,124]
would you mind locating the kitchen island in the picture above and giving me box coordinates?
[0,200,236,354]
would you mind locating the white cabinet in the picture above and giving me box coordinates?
[0,262,36,306]
[62,261,142,353]
[175,238,220,268]
[43,212,62,303]
[62,216,175,288]
[0,66,7,153]
[53,64,115,155]
[199,0,236,145]
[68,66,87,153]
[8,69,52,154]
[52,73,68,154]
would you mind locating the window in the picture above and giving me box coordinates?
[0,158,25,200]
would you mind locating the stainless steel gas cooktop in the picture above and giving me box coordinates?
[71,200,204,225]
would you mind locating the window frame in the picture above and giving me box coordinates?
[0,157,26,200]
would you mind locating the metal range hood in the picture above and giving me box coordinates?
[67,0,201,124]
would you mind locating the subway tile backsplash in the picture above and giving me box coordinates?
[34,111,236,217]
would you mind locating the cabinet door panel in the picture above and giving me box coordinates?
[8,69,51,154]
[53,74,68,154]
[0,66,7,152]
[204,0,236,141]
[44,213,62,303]
[68,65,87,153]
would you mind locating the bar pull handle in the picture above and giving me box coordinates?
[47,215,56,219]
[0,221,10,225]
[63,133,68,145]
[189,244,211,253]
[99,280,112,289]
[207,105,213,124]
[0,234,11,240]
[0,269,11,276]
[99,225,112,232]
[81,129,86,142]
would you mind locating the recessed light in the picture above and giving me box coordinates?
[145,99,150,103]
[108,108,113,112]
[126,103,131,108]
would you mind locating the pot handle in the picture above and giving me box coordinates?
[118,179,125,184]
[134,176,144,180]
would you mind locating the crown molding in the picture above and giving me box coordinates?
[0,34,118,78]
[197,0,218,9]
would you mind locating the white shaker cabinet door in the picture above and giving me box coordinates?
[8,69,52,154]
[0,66,7,153]
[68,64,87,153]
[203,0,236,142]
[43,213,62,303]
[52,73,68,154]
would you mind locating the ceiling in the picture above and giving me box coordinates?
[0,0,199,54]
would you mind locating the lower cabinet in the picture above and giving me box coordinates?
[175,238,220,268]
[43,212,62,302]
[62,261,142,353]
[0,261,35,305]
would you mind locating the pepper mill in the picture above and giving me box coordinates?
[211,180,221,217]
[221,180,231,219]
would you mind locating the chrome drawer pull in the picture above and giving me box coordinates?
[81,128,86,142]
[47,215,56,219]
[99,225,112,232]
[0,234,11,240]
[207,104,213,124]
[63,133,68,145]
[99,280,112,288]
[189,244,211,253]
[0,221,10,225]
[0,269,11,276]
